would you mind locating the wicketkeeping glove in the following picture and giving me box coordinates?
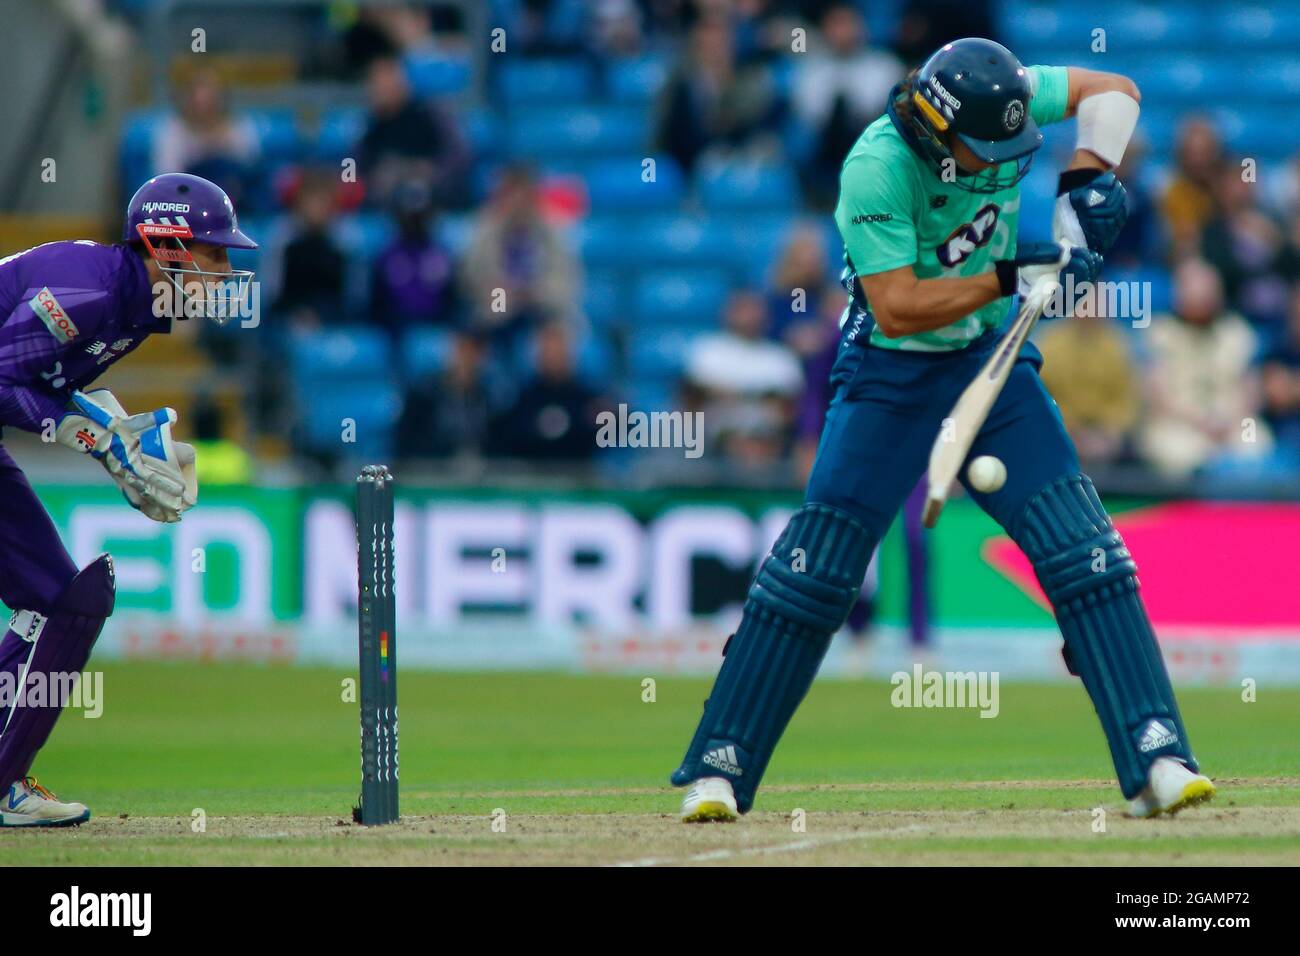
[55,389,190,520]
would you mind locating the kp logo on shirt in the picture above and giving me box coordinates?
[29,287,79,342]
[935,204,1000,267]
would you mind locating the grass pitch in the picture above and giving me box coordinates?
[3,663,1297,865]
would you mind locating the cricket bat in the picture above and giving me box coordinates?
[921,275,1060,528]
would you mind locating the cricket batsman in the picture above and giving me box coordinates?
[0,172,255,826]
[673,39,1216,822]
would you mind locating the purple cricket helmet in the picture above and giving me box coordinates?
[123,173,257,324]
[123,172,257,248]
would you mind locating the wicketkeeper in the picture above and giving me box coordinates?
[673,38,1215,822]
[0,173,255,826]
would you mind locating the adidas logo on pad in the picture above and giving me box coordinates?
[1138,720,1178,753]
[702,745,743,777]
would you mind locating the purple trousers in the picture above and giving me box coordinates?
[0,444,85,790]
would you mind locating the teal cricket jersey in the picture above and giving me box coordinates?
[834,64,1071,351]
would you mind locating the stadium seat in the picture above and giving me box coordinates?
[288,326,391,381]
[627,326,697,381]
[298,384,402,459]
[634,269,731,326]
[506,105,648,159]
[696,160,798,211]
[1215,5,1300,48]
[400,326,452,381]
[244,109,301,165]
[607,55,669,103]
[498,57,593,104]
[315,107,366,162]
[584,268,625,327]
[578,156,686,210]
[404,51,472,97]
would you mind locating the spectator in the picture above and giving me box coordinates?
[1139,259,1272,476]
[269,168,348,328]
[792,4,902,208]
[370,182,460,336]
[189,393,254,484]
[767,224,832,347]
[653,15,781,174]
[491,321,606,461]
[1037,293,1141,467]
[396,328,504,460]
[1200,160,1298,332]
[895,0,997,65]
[683,288,804,464]
[154,69,260,209]
[460,165,580,359]
[1261,284,1300,457]
[358,55,471,209]
[1159,118,1223,256]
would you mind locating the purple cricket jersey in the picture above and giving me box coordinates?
[0,241,166,433]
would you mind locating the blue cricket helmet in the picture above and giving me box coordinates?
[123,172,257,249]
[896,38,1043,192]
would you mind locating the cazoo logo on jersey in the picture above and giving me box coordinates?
[936,203,1000,267]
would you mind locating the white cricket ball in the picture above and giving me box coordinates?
[967,455,1007,493]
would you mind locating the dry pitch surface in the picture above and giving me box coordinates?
[9,781,1299,866]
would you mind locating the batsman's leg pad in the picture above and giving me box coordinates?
[0,554,115,791]
[671,505,874,812]
[1011,476,1196,798]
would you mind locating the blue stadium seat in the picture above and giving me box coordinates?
[575,330,616,384]
[584,268,625,327]
[1128,56,1218,105]
[1215,6,1300,48]
[298,384,401,459]
[336,213,395,263]
[315,107,366,161]
[1244,58,1300,98]
[1017,166,1058,244]
[607,55,669,103]
[1212,106,1281,157]
[634,269,731,325]
[578,156,685,210]
[627,326,697,381]
[244,109,300,164]
[289,326,391,381]
[713,215,790,283]
[404,51,472,97]
[507,105,649,158]
[637,214,738,267]
[696,160,798,211]
[498,58,593,104]
[401,326,452,381]
[463,107,500,158]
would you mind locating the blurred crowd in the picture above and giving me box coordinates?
[118,0,1300,485]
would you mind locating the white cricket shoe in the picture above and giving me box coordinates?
[680,776,738,823]
[0,777,91,827]
[1127,757,1216,818]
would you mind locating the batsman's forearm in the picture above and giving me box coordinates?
[869,272,1004,338]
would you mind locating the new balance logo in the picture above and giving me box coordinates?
[1138,720,1178,753]
[702,745,743,776]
